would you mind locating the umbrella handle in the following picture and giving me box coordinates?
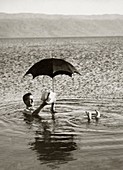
[52,78,54,92]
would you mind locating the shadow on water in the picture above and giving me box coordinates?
[28,120,77,168]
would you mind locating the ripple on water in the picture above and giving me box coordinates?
[1,99,123,169]
[1,99,123,136]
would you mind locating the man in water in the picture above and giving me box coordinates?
[23,91,56,119]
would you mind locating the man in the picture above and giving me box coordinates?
[23,91,56,119]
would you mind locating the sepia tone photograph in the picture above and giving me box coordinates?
[0,0,123,169]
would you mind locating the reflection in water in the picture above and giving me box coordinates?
[1,99,123,170]
[29,120,77,168]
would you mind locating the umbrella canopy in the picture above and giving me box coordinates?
[24,58,80,79]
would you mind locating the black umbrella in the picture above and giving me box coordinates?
[24,58,80,91]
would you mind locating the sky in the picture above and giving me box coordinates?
[0,0,123,15]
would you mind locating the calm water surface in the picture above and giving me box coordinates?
[0,98,123,170]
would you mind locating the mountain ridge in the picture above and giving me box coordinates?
[0,13,123,38]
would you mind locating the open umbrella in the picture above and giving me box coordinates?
[24,58,80,91]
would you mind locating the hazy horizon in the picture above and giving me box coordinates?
[0,12,123,16]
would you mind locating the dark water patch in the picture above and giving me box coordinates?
[29,133,77,168]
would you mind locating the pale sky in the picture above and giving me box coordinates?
[0,0,123,15]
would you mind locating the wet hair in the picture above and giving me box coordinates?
[23,92,32,103]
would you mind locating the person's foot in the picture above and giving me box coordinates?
[95,110,100,118]
[86,111,92,123]
[95,110,100,122]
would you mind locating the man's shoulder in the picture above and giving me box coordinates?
[23,107,35,115]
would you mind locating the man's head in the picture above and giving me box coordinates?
[23,93,34,107]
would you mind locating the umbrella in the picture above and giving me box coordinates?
[24,58,80,91]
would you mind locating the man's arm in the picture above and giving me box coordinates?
[32,101,47,116]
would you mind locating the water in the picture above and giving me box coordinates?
[1,36,123,101]
[0,98,123,170]
[1,36,123,169]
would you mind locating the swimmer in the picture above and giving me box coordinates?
[23,91,56,120]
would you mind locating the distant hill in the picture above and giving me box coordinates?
[0,13,123,38]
